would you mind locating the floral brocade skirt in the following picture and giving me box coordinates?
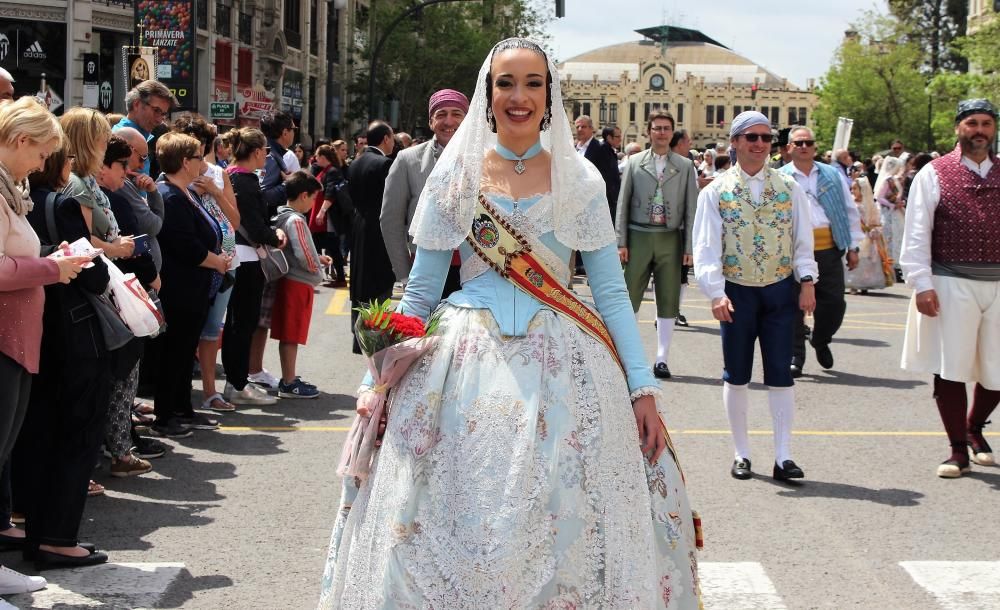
[319,305,701,610]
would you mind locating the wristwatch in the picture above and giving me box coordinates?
[800,275,814,283]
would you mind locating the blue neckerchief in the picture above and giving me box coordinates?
[495,141,543,161]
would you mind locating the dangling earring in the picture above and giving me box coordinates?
[487,107,496,133]
[540,107,551,131]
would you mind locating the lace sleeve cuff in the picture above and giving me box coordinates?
[629,386,663,403]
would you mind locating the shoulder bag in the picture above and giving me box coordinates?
[44,192,135,350]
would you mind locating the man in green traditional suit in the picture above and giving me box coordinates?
[616,111,698,379]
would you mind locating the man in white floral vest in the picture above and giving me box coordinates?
[693,111,818,483]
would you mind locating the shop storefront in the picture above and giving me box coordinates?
[0,18,67,111]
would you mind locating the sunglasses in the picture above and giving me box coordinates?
[791,140,816,147]
[740,133,774,143]
[187,154,204,161]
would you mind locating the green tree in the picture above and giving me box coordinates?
[814,12,930,156]
[925,18,1000,149]
[347,0,550,133]
[888,0,968,74]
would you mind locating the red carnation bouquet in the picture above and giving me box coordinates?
[336,299,441,480]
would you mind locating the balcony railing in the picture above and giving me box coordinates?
[215,3,232,37]
[238,12,253,45]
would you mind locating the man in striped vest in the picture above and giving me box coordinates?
[780,127,864,378]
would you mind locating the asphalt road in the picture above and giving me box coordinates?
[6,279,999,609]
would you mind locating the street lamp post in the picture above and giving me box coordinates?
[367,0,477,122]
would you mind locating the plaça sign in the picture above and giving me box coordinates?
[210,101,237,120]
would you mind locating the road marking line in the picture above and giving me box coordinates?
[7,562,185,609]
[325,289,350,316]
[217,426,982,437]
[221,425,352,431]
[683,430,963,437]
[700,562,787,609]
[901,561,1000,610]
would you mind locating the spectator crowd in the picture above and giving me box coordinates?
[0,70,357,604]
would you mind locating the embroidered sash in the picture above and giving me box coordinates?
[466,194,700,542]
[467,193,624,372]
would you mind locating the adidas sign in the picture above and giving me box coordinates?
[23,41,46,60]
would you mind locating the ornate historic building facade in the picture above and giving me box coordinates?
[558,26,818,150]
[0,0,371,141]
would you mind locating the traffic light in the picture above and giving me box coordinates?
[555,0,565,17]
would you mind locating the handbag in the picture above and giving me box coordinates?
[236,224,289,283]
[44,192,135,350]
[101,253,164,338]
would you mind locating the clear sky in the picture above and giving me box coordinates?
[544,0,885,89]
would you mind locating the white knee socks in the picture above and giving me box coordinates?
[723,382,752,460]
[768,386,795,464]
[655,318,675,364]
[679,284,687,304]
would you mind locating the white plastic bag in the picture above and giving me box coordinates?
[102,254,164,338]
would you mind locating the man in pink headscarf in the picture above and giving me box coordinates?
[380,88,469,297]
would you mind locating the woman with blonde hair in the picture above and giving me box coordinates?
[218,128,285,406]
[60,108,135,259]
[0,97,90,580]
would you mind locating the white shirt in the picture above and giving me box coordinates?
[693,167,819,300]
[283,149,301,173]
[899,155,994,294]
[653,152,668,177]
[575,138,593,155]
[788,163,864,249]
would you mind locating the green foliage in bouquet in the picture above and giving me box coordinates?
[354,299,442,356]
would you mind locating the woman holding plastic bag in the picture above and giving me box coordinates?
[319,38,701,609]
[845,174,894,292]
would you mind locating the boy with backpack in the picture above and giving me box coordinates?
[269,171,331,398]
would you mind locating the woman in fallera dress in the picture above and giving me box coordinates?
[319,38,701,609]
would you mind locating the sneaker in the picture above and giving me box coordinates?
[133,437,168,459]
[225,382,278,405]
[294,376,317,390]
[0,564,47,594]
[151,420,193,439]
[278,378,320,399]
[174,413,220,430]
[247,369,280,390]
[110,453,153,478]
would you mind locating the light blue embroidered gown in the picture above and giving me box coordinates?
[319,193,701,609]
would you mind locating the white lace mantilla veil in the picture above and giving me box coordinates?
[408,37,617,252]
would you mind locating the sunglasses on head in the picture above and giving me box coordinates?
[791,140,816,147]
[740,133,774,143]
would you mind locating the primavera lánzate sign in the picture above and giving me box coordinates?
[135,0,195,108]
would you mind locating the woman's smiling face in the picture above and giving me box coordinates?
[489,47,548,138]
